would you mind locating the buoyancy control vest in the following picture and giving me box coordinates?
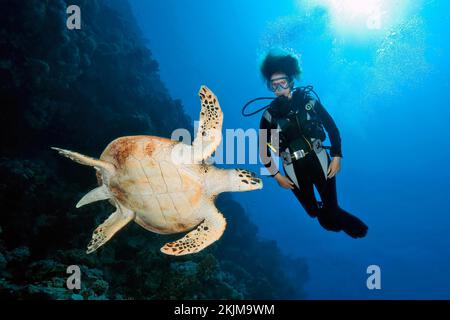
[263,88,326,154]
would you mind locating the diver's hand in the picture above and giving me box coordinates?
[275,173,295,189]
[327,157,341,179]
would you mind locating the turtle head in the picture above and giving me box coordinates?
[204,167,263,195]
[214,169,263,193]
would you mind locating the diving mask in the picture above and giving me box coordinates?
[268,76,292,92]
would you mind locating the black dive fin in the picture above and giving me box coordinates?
[339,208,368,239]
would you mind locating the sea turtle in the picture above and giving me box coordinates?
[52,85,262,256]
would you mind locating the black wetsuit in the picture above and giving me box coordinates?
[259,89,368,238]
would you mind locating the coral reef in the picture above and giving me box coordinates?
[0,0,308,299]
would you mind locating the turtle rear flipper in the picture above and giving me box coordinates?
[52,147,115,207]
[160,205,226,256]
[51,147,115,174]
[87,203,135,254]
[76,184,111,208]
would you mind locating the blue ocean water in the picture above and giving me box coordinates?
[129,0,449,299]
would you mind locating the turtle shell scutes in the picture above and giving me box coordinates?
[100,136,203,231]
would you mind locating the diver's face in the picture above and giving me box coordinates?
[270,73,292,98]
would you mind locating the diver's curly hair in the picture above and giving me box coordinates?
[260,51,301,83]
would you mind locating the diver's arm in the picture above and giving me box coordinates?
[314,101,343,158]
[259,115,279,176]
[259,115,294,189]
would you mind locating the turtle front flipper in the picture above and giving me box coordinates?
[192,85,224,163]
[161,205,226,256]
[87,202,135,254]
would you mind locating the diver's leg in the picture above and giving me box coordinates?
[313,154,368,238]
[290,181,320,218]
[315,175,343,232]
[284,160,320,218]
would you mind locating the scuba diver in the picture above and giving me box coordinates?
[254,52,368,238]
